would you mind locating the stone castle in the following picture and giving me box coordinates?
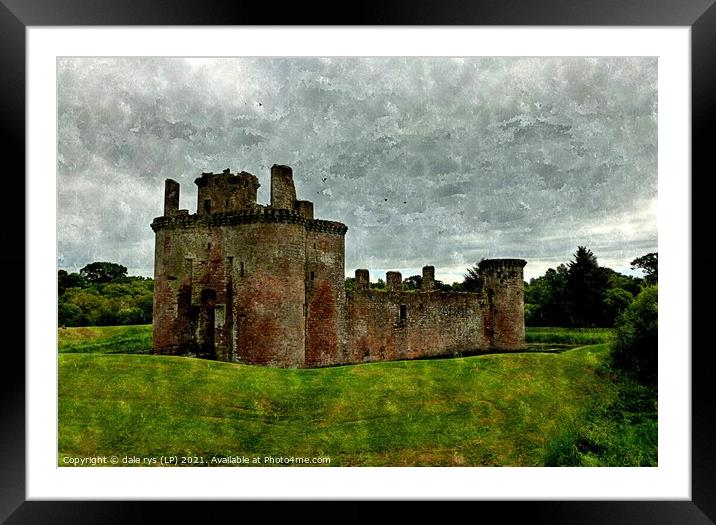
[151,165,526,368]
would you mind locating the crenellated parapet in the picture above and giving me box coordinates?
[194,169,261,214]
[151,208,347,234]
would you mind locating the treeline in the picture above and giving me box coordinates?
[58,262,153,327]
[524,248,656,328]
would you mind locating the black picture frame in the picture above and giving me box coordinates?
[3,1,714,523]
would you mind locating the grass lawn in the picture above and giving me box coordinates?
[525,326,614,346]
[58,324,152,354]
[57,324,655,467]
[59,345,619,466]
[57,324,612,355]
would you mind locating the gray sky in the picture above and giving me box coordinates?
[57,57,657,283]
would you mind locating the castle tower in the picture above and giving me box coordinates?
[151,165,348,368]
[478,258,527,350]
[195,169,260,214]
[270,164,296,209]
[421,265,435,291]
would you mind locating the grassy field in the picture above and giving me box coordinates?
[59,344,616,466]
[58,324,152,354]
[57,324,606,355]
[57,324,655,467]
[525,327,614,346]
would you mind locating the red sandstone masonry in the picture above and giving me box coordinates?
[151,164,526,367]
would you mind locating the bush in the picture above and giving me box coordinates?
[58,302,86,327]
[544,377,657,466]
[116,307,145,325]
[612,285,658,384]
[58,268,154,327]
[603,287,634,324]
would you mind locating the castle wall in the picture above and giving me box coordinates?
[227,221,307,367]
[152,212,309,367]
[152,166,525,369]
[345,290,488,364]
[304,228,347,367]
[152,228,181,353]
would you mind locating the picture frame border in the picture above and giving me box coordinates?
[4,1,714,522]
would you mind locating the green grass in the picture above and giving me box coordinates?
[57,324,655,466]
[526,326,614,346]
[544,376,657,466]
[59,324,609,355]
[59,344,619,467]
[58,325,152,354]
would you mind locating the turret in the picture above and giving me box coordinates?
[386,271,402,292]
[421,265,435,291]
[194,169,260,214]
[355,269,370,290]
[270,164,297,210]
[478,258,527,350]
[164,179,180,216]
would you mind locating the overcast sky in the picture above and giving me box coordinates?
[57,57,657,283]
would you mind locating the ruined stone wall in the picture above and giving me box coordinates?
[304,226,347,367]
[228,221,307,367]
[151,223,233,359]
[152,210,311,367]
[270,165,297,210]
[195,170,260,214]
[152,227,182,353]
[345,289,488,364]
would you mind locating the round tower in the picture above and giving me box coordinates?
[151,166,347,368]
[478,258,527,350]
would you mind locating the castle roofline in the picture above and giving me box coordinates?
[194,169,259,188]
[151,208,347,235]
[478,258,527,269]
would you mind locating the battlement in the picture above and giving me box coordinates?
[152,206,347,234]
[478,258,527,270]
[156,165,343,234]
[194,169,260,189]
[191,168,261,214]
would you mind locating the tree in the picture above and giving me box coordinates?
[80,262,128,284]
[631,252,658,285]
[116,307,145,325]
[58,302,85,327]
[524,264,569,326]
[603,287,635,324]
[462,263,483,292]
[58,269,86,296]
[602,267,643,297]
[403,275,422,290]
[612,285,658,384]
[434,280,453,291]
[566,246,609,327]
[370,278,386,290]
[58,266,154,327]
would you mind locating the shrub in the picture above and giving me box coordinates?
[58,302,86,327]
[612,285,658,384]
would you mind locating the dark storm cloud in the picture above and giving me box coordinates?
[57,57,657,281]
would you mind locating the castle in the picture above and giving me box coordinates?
[151,165,527,368]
